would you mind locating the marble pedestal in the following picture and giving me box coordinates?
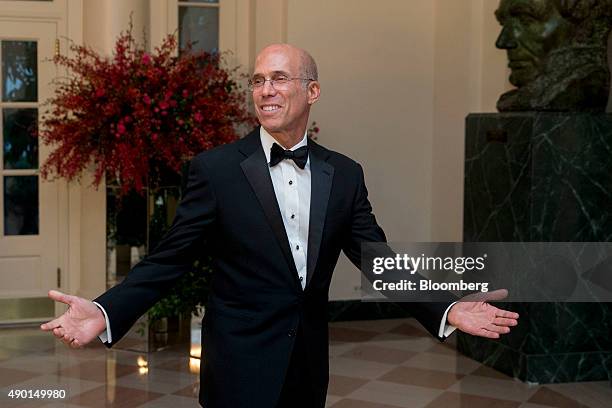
[460,112,612,383]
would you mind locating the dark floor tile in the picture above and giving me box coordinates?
[172,382,200,398]
[57,361,141,382]
[330,398,403,408]
[388,323,428,337]
[0,367,41,387]
[68,385,163,408]
[379,366,463,390]
[424,391,521,408]
[528,387,590,408]
[340,345,416,365]
[329,327,379,343]
[327,375,369,397]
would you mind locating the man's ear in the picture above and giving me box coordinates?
[307,81,321,105]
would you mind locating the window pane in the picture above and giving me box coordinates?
[4,175,39,235]
[3,108,38,170]
[179,6,219,54]
[2,41,38,102]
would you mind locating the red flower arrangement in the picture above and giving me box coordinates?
[39,26,256,195]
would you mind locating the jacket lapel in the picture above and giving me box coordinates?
[306,140,334,287]
[239,130,300,283]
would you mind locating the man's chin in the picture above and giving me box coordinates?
[258,120,282,133]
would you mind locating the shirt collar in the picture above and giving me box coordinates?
[260,126,308,165]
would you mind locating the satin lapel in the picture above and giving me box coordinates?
[306,142,334,287]
[240,141,300,280]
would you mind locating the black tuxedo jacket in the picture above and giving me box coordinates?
[95,128,450,408]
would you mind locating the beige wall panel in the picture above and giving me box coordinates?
[430,0,481,242]
[255,0,287,51]
[287,0,436,299]
[0,257,41,293]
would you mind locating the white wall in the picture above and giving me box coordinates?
[286,0,436,299]
[430,0,510,242]
[283,0,511,299]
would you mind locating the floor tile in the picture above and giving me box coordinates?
[469,364,515,380]
[449,375,538,402]
[6,373,104,401]
[172,382,200,398]
[325,395,343,407]
[545,381,612,408]
[346,380,443,408]
[528,387,591,408]
[388,323,428,337]
[329,327,380,343]
[68,385,164,408]
[115,368,198,394]
[402,351,481,375]
[340,344,416,365]
[329,356,395,380]
[0,367,42,387]
[57,361,141,383]
[424,391,522,408]
[137,394,198,407]
[331,398,404,408]
[327,374,369,397]
[368,334,437,353]
[379,366,463,390]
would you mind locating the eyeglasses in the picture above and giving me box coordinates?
[248,76,314,91]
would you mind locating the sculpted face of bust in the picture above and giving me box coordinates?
[495,0,574,87]
[494,0,612,111]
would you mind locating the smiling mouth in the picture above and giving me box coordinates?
[261,105,281,112]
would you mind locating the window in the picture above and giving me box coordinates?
[178,0,220,53]
[1,40,39,235]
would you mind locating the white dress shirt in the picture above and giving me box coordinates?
[96,128,455,343]
[260,127,310,289]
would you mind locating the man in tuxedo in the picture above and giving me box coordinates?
[41,44,519,408]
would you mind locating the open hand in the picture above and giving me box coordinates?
[40,290,107,348]
[447,289,519,339]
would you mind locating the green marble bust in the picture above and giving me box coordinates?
[495,0,612,112]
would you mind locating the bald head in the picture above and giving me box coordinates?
[251,43,321,148]
[256,44,318,83]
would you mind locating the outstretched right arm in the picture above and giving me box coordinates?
[41,155,217,348]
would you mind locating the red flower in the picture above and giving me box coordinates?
[39,24,256,196]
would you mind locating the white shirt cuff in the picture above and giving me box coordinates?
[438,301,458,338]
[93,301,112,344]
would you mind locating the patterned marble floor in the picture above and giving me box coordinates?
[0,318,610,407]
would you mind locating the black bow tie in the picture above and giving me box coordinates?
[269,143,309,169]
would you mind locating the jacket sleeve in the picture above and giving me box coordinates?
[94,155,217,347]
[341,163,451,340]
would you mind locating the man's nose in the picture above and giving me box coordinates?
[496,26,517,49]
[261,80,277,96]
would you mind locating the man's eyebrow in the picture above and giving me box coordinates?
[251,70,291,78]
